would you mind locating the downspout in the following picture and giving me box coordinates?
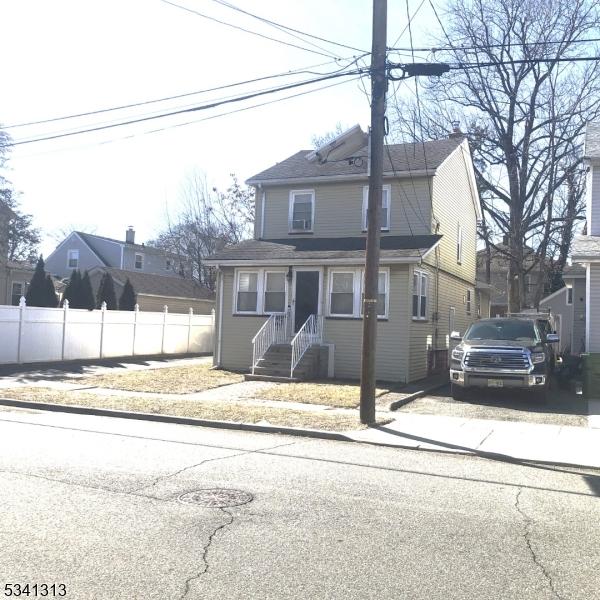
[216,268,224,367]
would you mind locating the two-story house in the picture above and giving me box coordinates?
[205,131,482,383]
[573,122,600,353]
[0,200,36,306]
[45,228,214,314]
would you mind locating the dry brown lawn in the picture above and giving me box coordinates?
[75,364,243,394]
[0,387,375,432]
[253,381,390,408]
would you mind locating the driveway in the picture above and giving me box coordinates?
[398,382,589,427]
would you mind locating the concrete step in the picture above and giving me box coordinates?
[244,374,301,383]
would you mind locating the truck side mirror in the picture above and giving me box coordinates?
[546,333,559,343]
[450,331,462,341]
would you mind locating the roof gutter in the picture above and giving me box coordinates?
[203,255,425,267]
[246,169,435,187]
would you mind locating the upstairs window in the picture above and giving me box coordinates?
[289,190,314,232]
[362,185,391,231]
[11,282,26,306]
[412,270,428,320]
[67,249,79,269]
[567,286,573,305]
[456,224,463,264]
[135,253,144,270]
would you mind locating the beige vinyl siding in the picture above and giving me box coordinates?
[588,264,600,352]
[323,265,409,382]
[219,267,269,370]
[261,179,432,239]
[431,142,478,283]
[408,266,476,382]
[572,278,587,354]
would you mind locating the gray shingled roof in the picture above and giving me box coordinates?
[246,137,464,184]
[206,235,441,264]
[584,122,600,159]
[77,231,179,262]
[563,264,586,278]
[572,235,600,260]
[98,268,214,300]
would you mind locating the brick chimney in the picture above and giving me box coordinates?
[125,226,135,244]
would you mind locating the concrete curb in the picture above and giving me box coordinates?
[2,397,597,471]
[389,380,449,411]
[0,398,350,442]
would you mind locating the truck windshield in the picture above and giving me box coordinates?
[464,320,538,342]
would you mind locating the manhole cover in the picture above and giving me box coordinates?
[178,488,253,508]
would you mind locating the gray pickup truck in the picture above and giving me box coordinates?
[449,317,559,401]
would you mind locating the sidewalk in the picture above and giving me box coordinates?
[350,412,600,469]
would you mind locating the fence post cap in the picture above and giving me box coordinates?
[134,303,139,312]
[189,307,194,315]
[19,296,26,308]
[101,301,107,310]
[63,299,69,309]
[164,305,169,313]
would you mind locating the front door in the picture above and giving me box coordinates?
[294,270,320,332]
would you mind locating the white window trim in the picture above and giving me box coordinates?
[466,289,472,315]
[566,286,573,305]
[412,269,429,321]
[288,189,315,233]
[327,267,389,319]
[362,184,391,232]
[67,249,79,269]
[457,224,463,264]
[11,281,26,305]
[263,270,288,315]
[134,253,144,270]
[233,268,287,315]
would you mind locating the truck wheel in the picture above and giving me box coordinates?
[451,383,466,401]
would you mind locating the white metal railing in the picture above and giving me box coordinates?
[290,314,324,378]
[251,309,292,374]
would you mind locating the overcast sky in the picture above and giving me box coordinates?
[1,0,436,257]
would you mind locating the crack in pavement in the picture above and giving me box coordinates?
[179,507,234,600]
[132,440,297,495]
[515,488,565,600]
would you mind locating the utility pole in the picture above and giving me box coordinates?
[360,0,387,425]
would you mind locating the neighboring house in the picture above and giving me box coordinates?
[0,201,34,306]
[205,130,482,383]
[572,122,600,353]
[87,267,215,314]
[539,265,587,355]
[45,227,184,280]
[476,241,546,316]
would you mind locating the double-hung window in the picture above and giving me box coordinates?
[456,224,463,264]
[234,269,287,314]
[289,190,314,232]
[362,185,391,231]
[328,268,389,318]
[412,270,428,320]
[11,282,25,306]
[566,286,573,305]
[67,249,79,269]
[135,253,144,270]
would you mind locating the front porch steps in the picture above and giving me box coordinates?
[245,344,321,382]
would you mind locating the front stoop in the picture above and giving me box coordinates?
[245,344,325,382]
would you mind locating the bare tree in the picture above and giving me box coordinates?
[391,0,600,310]
[311,122,347,149]
[148,171,254,289]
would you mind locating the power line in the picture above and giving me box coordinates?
[209,0,368,55]
[4,57,362,130]
[7,68,368,146]
[390,0,427,49]
[159,0,337,59]
[14,76,362,158]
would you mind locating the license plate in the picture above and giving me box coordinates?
[488,379,504,388]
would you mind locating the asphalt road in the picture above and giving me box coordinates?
[0,406,599,600]
[401,383,589,427]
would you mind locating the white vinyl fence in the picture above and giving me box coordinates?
[0,299,214,364]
